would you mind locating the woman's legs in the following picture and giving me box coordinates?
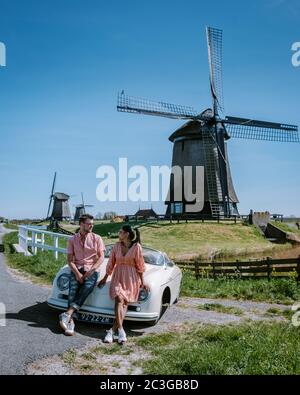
[112,296,125,331]
[122,302,128,323]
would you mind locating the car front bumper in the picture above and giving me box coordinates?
[47,297,160,323]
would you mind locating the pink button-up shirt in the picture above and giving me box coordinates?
[67,232,105,273]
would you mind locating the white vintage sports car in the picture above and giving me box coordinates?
[47,244,182,325]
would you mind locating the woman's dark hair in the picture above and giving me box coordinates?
[122,225,141,245]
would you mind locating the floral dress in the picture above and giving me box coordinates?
[106,242,145,303]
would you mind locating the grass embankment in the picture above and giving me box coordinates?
[3,223,18,230]
[93,221,288,261]
[271,221,300,237]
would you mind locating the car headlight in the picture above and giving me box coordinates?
[138,288,149,302]
[57,273,70,291]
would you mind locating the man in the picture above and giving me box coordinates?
[59,214,105,335]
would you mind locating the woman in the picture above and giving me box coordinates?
[98,225,149,344]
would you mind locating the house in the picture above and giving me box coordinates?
[134,208,158,220]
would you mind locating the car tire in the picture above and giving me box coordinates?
[147,288,170,326]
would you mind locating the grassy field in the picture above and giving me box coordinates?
[93,221,288,261]
[134,321,300,374]
[2,232,66,284]
[5,220,291,261]
[181,271,300,304]
[3,223,18,230]
[59,321,300,375]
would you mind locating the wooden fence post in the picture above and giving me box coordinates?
[212,261,216,280]
[266,257,271,281]
[195,260,200,280]
[297,255,300,284]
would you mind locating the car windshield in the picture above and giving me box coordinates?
[104,244,165,266]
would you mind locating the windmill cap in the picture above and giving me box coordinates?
[54,192,70,200]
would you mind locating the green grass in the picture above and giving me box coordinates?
[94,221,288,261]
[2,232,66,284]
[198,303,244,315]
[136,321,300,374]
[181,271,300,304]
[93,221,148,238]
[62,349,77,367]
[271,221,300,237]
[3,223,18,230]
[265,307,294,320]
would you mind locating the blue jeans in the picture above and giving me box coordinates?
[68,271,98,311]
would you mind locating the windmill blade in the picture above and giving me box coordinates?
[222,116,299,142]
[117,91,198,120]
[81,192,85,207]
[46,172,57,219]
[51,172,57,196]
[206,26,224,116]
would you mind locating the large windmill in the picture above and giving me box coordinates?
[74,193,93,222]
[117,27,299,218]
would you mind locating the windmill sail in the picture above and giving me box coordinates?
[223,116,299,142]
[117,92,198,120]
[206,26,224,116]
[46,172,56,219]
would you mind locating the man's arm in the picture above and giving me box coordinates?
[82,251,104,279]
[67,238,83,284]
[67,253,82,278]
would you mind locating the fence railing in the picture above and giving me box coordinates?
[126,214,244,224]
[176,257,300,282]
[18,225,72,259]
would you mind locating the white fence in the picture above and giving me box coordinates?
[18,225,72,259]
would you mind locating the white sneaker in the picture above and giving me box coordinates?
[59,312,71,332]
[118,327,127,344]
[64,319,75,336]
[104,328,114,343]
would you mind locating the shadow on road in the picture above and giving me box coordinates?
[5,302,150,340]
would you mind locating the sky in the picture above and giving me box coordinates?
[0,0,299,219]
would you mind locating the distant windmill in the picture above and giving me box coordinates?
[46,172,71,221]
[74,193,93,222]
[117,26,299,218]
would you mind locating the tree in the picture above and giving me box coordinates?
[103,211,118,220]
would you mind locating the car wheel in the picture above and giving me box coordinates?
[147,287,171,326]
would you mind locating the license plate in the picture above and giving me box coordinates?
[77,312,113,324]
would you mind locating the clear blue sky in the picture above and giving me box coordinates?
[0,0,299,219]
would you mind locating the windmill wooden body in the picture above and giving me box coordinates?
[74,193,93,222]
[46,173,71,221]
[117,27,299,218]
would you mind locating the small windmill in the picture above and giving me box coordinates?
[74,193,93,222]
[46,172,71,222]
[117,27,299,218]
